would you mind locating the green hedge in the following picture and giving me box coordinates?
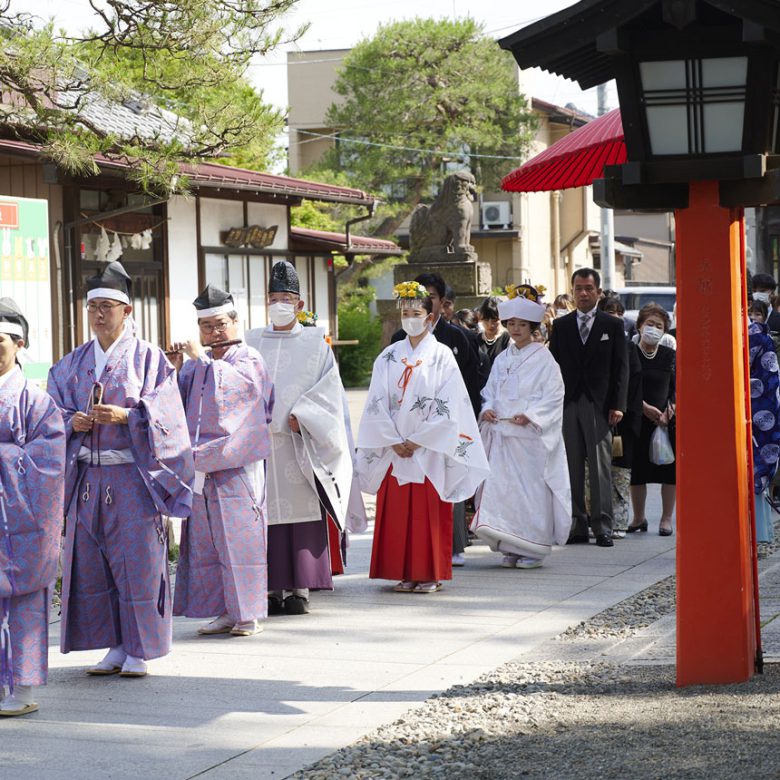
[337,302,382,387]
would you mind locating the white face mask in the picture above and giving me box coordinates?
[555,308,569,317]
[753,291,771,304]
[642,325,664,345]
[402,316,428,337]
[268,302,297,327]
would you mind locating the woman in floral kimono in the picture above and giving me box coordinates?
[748,315,780,542]
[0,299,65,716]
[357,281,488,593]
[472,287,571,568]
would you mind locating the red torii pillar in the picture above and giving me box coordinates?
[675,180,758,686]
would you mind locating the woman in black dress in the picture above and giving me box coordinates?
[476,296,511,369]
[599,294,643,538]
[627,302,676,536]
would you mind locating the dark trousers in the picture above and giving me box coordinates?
[563,395,613,537]
[452,501,467,555]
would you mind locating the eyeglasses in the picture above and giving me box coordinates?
[199,321,231,334]
[268,295,299,305]
[86,302,125,314]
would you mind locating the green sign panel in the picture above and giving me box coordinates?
[0,196,51,380]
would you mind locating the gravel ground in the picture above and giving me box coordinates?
[290,513,780,780]
[559,575,676,641]
[560,512,780,642]
[290,660,780,780]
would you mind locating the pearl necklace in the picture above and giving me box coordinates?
[640,343,659,359]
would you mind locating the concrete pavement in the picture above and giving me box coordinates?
[0,389,677,780]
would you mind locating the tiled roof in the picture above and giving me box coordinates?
[180,162,376,206]
[78,90,189,145]
[0,138,377,206]
[290,226,401,255]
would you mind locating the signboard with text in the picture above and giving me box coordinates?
[0,196,51,380]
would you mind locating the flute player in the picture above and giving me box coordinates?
[169,285,275,637]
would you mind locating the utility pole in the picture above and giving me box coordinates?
[598,83,616,289]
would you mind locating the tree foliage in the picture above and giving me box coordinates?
[317,17,536,238]
[0,0,304,193]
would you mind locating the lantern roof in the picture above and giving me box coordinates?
[499,0,780,90]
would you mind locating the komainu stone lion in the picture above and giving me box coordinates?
[409,171,477,262]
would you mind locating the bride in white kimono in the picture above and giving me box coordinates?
[472,290,571,568]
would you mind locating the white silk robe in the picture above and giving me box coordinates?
[357,331,488,503]
[472,342,571,559]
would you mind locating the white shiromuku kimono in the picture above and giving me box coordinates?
[246,323,363,531]
[472,342,571,559]
[357,332,488,502]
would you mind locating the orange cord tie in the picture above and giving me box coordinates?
[397,358,422,404]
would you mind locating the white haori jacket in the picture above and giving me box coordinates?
[473,342,571,557]
[247,323,366,532]
[357,331,489,503]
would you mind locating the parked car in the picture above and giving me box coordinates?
[615,286,676,327]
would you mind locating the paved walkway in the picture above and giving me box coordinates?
[611,544,780,666]
[1,390,677,780]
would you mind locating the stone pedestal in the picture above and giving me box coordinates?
[377,259,493,345]
[394,259,492,298]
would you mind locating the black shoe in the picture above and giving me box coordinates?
[626,520,648,533]
[659,525,674,537]
[268,595,284,616]
[567,534,590,545]
[595,533,614,548]
[283,595,310,615]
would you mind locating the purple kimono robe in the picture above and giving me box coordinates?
[174,343,274,623]
[0,368,65,690]
[47,330,194,660]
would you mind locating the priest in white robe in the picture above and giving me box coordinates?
[357,281,489,594]
[472,288,571,568]
[245,261,365,616]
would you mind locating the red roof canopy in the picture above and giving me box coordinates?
[502,108,626,193]
[290,226,401,255]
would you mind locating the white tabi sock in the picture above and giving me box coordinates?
[1,684,35,711]
[121,655,147,675]
[97,644,127,669]
[291,588,309,599]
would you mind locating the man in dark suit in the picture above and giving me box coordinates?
[549,268,629,548]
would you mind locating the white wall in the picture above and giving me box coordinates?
[166,195,200,341]
[312,257,331,335]
[246,201,288,249]
[167,196,338,337]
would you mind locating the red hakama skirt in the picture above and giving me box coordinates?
[370,468,453,582]
[328,515,345,576]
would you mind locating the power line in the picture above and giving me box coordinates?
[288,128,527,161]
[249,55,346,68]
[484,15,549,35]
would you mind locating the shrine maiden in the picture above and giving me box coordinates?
[172,285,274,637]
[0,299,65,716]
[48,261,194,678]
[357,281,488,593]
[472,288,571,568]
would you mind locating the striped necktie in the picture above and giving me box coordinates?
[579,312,593,343]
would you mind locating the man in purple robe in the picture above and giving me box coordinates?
[47,261,194,678]
[0,299,65,716]
[171,285,274,637]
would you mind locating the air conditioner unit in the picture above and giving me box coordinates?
[481,201,511,229]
